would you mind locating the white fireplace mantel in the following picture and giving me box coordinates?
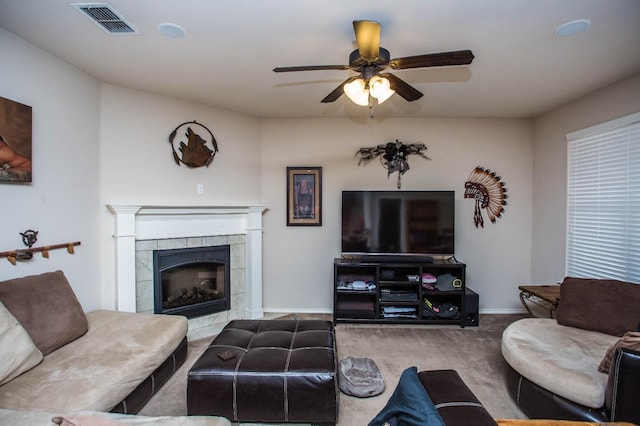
[108,204,267,319]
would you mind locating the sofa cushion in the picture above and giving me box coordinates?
[598,331,640,374]
[0,408,231,425]
[418,369,498,426]
[0,300,43,385]
[0,270,88,355]
[556,277,640,337]
[501,318,618,408]
[51,412,229,425]
[0,310,188,412]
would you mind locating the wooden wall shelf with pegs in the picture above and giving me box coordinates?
[0,241,81,265]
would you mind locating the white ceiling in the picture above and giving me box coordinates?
[1,0,639,119]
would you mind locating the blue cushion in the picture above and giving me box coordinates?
[368,366,445,426]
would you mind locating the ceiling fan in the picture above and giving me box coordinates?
[273,20,475,106]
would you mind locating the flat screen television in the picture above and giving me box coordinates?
[341,190,455,257]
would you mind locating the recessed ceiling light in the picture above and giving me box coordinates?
[555,19,591,37]
[157,22,186,38]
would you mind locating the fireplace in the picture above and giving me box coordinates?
[153,245,230,319]
[108,204,266,325]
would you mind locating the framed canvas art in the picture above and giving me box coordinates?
[0,96,32,183]
[286,166,322,226]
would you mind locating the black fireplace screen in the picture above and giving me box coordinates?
[153,245,230,319]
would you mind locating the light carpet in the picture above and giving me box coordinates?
[139,314,527,425]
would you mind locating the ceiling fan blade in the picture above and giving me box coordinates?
[321,76,359,103]
[381,73,423,102]
[353,20,380,60]
[273,65,351,72]
[390,50,475,70]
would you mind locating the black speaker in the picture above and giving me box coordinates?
[464,288,479,326]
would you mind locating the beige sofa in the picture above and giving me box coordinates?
[0,408,230,425]
[0,271,188,415]
[501,277,640,424]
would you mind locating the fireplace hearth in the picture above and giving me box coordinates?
[153,245,230,319]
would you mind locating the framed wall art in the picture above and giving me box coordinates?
[0,96,32,183]
[286,166,322,226]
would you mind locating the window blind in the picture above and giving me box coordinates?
[566,113,640,284]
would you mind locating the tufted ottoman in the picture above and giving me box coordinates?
[187,319,339,424]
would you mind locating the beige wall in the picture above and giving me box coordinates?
[531,72,640,284]
[5,24,637,315]
[97,92,534,313]
[260,117,533,313]
[98,84,262,309]
[0,28,102,311]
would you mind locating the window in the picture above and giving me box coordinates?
[566,112,640,283]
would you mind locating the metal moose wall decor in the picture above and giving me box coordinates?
[356,139,430,189]
[464,166,508,228]
[168,120,218,168]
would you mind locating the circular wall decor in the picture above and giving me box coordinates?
[168,120,218,168]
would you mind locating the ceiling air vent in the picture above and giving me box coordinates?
[70,3,140,35]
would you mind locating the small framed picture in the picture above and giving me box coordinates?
[286,166,322,226]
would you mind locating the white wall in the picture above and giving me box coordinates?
[0,28,102,311]
[98,84,262,309]
[260,117,533,313]
[531,72,640,284]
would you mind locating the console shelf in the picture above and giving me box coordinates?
[333,257,467,327]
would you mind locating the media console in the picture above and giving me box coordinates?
[334,257,469,327]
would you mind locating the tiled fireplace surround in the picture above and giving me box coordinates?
[108,205,266,339]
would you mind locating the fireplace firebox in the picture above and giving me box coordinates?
[153,245,230,319]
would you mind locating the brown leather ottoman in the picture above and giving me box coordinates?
[187,319,339,424]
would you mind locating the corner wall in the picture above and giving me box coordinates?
[97,84,262,310]
[531,72,640,283]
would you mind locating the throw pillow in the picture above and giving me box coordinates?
[598,331,640,374]
[368,366,445,426]
[0,300,43,385]
[0,270,88,355]
[556,277,640,337]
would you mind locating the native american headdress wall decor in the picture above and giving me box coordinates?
[464,166,508,228]
[355,139,430,189]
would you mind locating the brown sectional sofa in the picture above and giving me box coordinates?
[0,271,188,415]
[502,277,640,425]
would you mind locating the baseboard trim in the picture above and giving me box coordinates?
[263,307,526,315]
[263,307,333,315]
[480,308,528,314]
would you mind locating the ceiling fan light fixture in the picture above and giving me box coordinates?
[273,20,472,109]
[344,78,370,106]
[369,76,395,104]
